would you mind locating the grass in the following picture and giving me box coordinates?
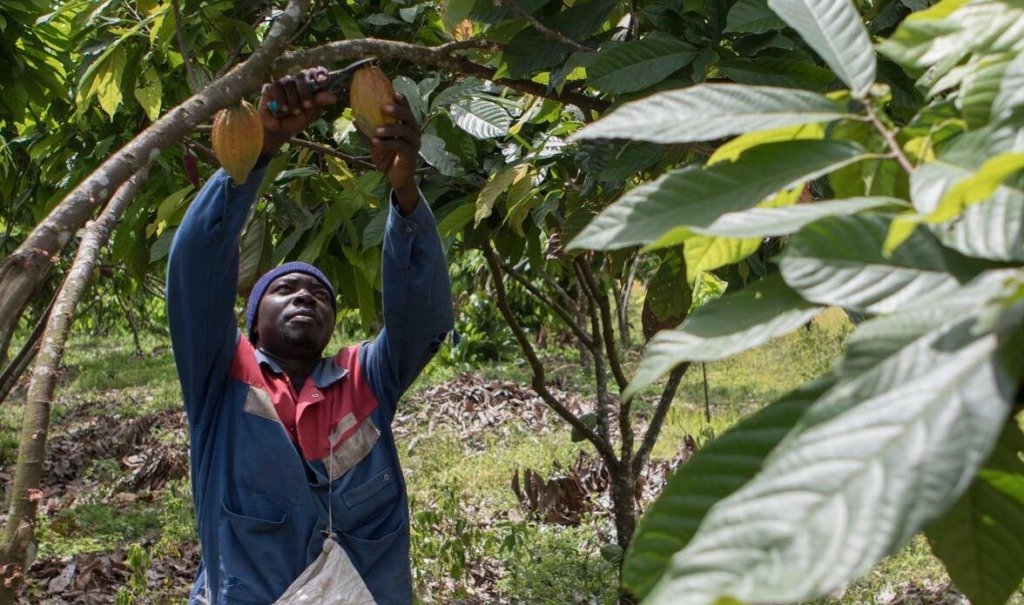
[2,308,1021,603]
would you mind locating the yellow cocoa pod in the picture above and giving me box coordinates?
[211,100,264,183]
[452,19,474,41]
[349,66,398,138]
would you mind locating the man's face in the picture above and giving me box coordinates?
[254,272,335,359]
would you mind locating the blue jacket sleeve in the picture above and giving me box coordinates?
[166,167,265,426]
[360,192,454,420]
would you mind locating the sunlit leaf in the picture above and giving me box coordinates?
[569,140,867,251]
[768,0,876,97]
[626,274,822,398]
[572,85,850,144]
[587,32,698,94]
[624,378,833,597]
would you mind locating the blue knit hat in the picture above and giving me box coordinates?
[245,261,336,341]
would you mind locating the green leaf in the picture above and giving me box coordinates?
[644,250,692,326]
[683,234,761,284]
[238,216,267,292]
[95,46,127,118]
[587,32,698,94]
[926,419,1024,605]
[960,53,1014,128]
[475,164,523,225]
[779,214,971,314]
[929,152,1024,222]
[626,274,822,398]
[419,133,463,177]
[571,84,850,144]
[133,65,161,122]
[708,123,825,165]
[451,99,511,139]
[935,188,1024,262]
[624,378,831,597]
[571,412,598,442]
[690,271,729,312]
[725,0,787,34]
[768,0,877,97]
[568,140,868,251]
[645,286,1017,604]
[438,202,476,237]
[694,197,904,238]
[993,51,1024,118]
[716,57,835,91]
[878,0,1024,76]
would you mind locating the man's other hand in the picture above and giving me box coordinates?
[371,94,421,213]
[259,67,338,155]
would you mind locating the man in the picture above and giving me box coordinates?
[167,66,453,604]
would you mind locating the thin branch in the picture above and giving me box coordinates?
[482,242,619,467]
[632,364,688,476]
[578,259,628,392]
[182,136,217,165]
[500,0,593,52]
[172,0,199,93]
[573,259,612,444]
[193,125,378,169]
[278,39,610,114]
[863,100,913,174]
[500,260,595,349]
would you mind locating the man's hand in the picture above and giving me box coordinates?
[259,67,338,156]
[370,94,421,214]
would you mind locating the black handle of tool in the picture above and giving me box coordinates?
[266,58,377,117]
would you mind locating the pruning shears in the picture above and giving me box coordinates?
[266,57,377,117]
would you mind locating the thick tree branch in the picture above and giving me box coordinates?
[278,39,609,113]
[500,0,593,52]
[0,0,312,344]
[482,242,619,467]
[0,164,152,600]
[632,364,688,476]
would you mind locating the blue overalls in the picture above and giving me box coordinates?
[166,164,453,604]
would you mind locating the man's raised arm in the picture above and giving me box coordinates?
[360,95,455,416]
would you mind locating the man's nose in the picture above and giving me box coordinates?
[292,289,316,306]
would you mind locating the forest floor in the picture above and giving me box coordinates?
[1,309,1020,604]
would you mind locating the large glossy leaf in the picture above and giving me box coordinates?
[623,378,832,598]
[724,0,787,34]
[935,189,1024,262]
[572,84,850,144]
[768,0,876,97]
[779,214,975,314]
[693,197,903,237]
[960,53,1014,128]
[626,275,822,398]
[645,283,1018,604]
[716,57,835,91]
[929,153,1024,222]
[926,420,1024,605]
[587,33,697,94]
[569,140,866,251]
[878,0,1024,76]
[450,98,511,139]
[993,51,1024,118]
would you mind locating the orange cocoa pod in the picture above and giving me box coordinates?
[349,66,399,138]
[211,100,264,183]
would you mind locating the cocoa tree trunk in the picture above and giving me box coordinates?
[0,0,312,342]
[0,166,150,603]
